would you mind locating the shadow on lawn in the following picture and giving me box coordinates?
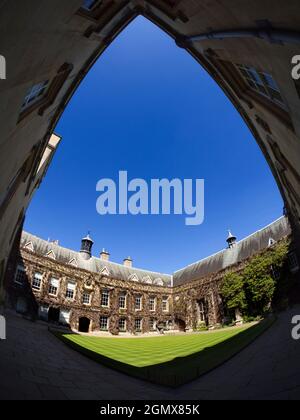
[51,317,276,388]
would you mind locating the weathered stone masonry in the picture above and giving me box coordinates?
[5,216,298,334]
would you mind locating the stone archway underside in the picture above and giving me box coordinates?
[0,0,300,292]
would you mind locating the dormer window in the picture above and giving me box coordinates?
[268,238,276,247]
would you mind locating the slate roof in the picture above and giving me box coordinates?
[21,216,291,288]
[20,232,172,287]
[173,216,291,286]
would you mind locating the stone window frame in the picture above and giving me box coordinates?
[118,317,126,332]
[100,288,110,307]
[149,296,156,312]
[206,56,294,132]
[100,315,109,331]
[48,277,59,296]
[66,280,76,300]
[18,63,73,123]
[198,300,206,323]
[32,271,43,291]
[134,318,142,332]
[76,0,118,23]
[118,292,127,309]
[162,296,169,312]
[236,64,286,109]
[82,292,91,305]
[21,80,50,112]
[134,294,142,311]
[14,264,26,286]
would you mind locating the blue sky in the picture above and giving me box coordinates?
[24,16,283,273]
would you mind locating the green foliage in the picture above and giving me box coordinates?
[221,239,290,318]
[221,272,247,312]
[194,324,209,332]
[243,254,275,314]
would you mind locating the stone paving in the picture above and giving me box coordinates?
[1,307,300,400]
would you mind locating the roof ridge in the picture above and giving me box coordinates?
[173,216,287,274]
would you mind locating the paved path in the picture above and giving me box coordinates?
[1,307,300,400]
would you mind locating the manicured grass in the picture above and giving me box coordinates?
[52,317,275,387]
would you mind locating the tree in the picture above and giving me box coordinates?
[221,272,247,314]
[243,239,290,314]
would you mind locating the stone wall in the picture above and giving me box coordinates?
[5,249,174,335]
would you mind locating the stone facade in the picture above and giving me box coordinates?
[6,247,174,334]
[5,216,296,334]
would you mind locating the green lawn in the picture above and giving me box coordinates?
[52,317,275,387]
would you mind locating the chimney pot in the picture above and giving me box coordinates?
[100,248,110,261]
[123,257,133,268]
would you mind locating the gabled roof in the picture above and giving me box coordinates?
[20,231,172,287]
[20,216,291,289]
[173,216,291,286]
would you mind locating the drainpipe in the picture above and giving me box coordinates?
[177,28,300,47]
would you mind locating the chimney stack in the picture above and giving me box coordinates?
[123,257,133,268]
[100,248,110,261]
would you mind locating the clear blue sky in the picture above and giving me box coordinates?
[24,16,283,273]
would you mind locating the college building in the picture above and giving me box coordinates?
[4,215,298,334]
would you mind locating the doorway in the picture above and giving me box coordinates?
[79,317,90,333]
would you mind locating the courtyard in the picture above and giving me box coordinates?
[1,307,300,399]
[53,320,274,387]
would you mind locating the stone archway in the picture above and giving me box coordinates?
[175,318,186,332]
[1,1,300,291]
[78,317,91,333]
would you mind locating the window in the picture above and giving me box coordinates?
[135,295,142,311]
[48,278,59,295]
[66,281,76,300]
[149,297,156,311]
[32,272,42,291]
[82,0,102,10]
[149,318,156,331]
[82,292,91,305]
[135,318,142,332]
[288,252,299,273]
[119,292,127,309]
[14,265,26,285]
[118,318,126,332]
[237,64,285,107]
[198,300,206,322]
[101,289,110,307]
[100,316,108,331]
[21,81,49,111]
[162,296,169,312]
